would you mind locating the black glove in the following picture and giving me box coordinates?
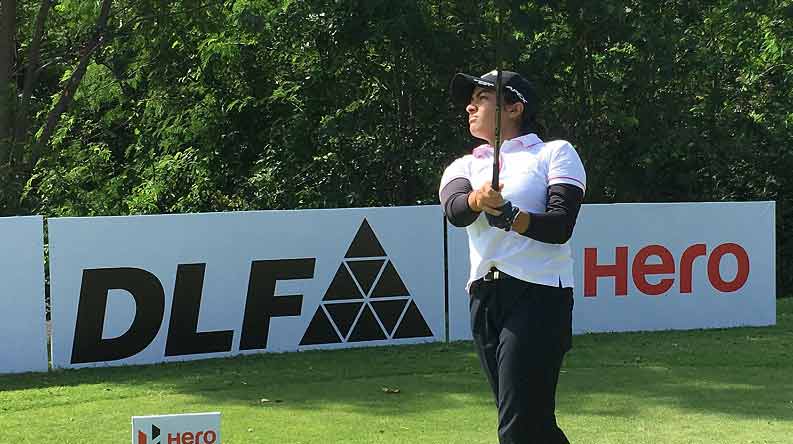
[486,201,520,231]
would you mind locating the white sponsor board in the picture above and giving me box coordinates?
[132,412,220,444]
[0,216,47,374]
[50,206,445,369]
[449,202,776,340]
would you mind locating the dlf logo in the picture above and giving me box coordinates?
[138,425,161,444]
[70,256,317,364]
[300,219,433,345]
[69,217,432,364]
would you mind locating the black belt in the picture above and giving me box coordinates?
[483,267,512,282]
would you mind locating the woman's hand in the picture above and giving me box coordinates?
[468,181,505,215]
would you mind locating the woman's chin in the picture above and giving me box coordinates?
[469,130,489,141]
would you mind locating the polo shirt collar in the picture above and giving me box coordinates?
[472,133,543,158]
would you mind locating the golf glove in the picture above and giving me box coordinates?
[486,201,520,231]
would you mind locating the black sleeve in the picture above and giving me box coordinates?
[520,183,584,244]
[439,177,480,227]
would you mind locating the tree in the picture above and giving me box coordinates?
[3,0,792,294]
[0,0,116,214]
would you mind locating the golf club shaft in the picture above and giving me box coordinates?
[492,1,504,191]
[492,69,502,190]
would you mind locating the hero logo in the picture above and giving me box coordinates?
[138,425,217,444]
[138,425,161,444]
[584,243,750,297]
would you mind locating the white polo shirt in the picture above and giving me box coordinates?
[439,133,586,291]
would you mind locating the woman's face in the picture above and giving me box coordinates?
[466,86,522,144]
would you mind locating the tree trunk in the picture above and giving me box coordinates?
[0,0,17,156]
[33,0,112,165]
[14,0,50,146]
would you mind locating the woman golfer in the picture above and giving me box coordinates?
[439,69,586,444]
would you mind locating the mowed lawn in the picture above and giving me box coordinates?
[2,298,792,444]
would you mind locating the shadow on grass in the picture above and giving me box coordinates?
[0,341,492,419]
[2,299,792,422]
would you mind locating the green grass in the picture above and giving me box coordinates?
[2,298,792,444]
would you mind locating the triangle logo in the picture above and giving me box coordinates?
[300,218,434,347]
[371,261,409,298]
[323,264,363,301]
[325,302,363,339]
[345,219,387,258]
[347,259,385,295]
[348,303,387,342]
[299,309,341,346]
[393,301,434,339]
[371,299,408,336]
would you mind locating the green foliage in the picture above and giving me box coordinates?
[5,0,792,293]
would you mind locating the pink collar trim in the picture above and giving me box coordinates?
[472,133,543,158]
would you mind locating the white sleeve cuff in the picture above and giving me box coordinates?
[548,176,586,192]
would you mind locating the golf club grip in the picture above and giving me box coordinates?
[492,154,499,189]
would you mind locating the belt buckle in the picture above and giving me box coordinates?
[484,269,501,282]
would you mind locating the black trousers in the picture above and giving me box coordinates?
[469,273,574,444]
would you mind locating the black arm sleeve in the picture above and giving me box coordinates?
[439,177,480,227]
[520,183,584,244]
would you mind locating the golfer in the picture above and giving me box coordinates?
[439,69,586,444]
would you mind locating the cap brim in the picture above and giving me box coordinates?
[450,73,496,108]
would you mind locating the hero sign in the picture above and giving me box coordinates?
[584,243,750,297]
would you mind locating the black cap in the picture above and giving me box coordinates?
[450,70,538,117]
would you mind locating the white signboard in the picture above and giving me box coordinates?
[0,216,47,374]
[449,202,776,340]
[132,412,220,444]
[49,206,445,369]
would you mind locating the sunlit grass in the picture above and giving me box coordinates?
[2,298,791,443]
